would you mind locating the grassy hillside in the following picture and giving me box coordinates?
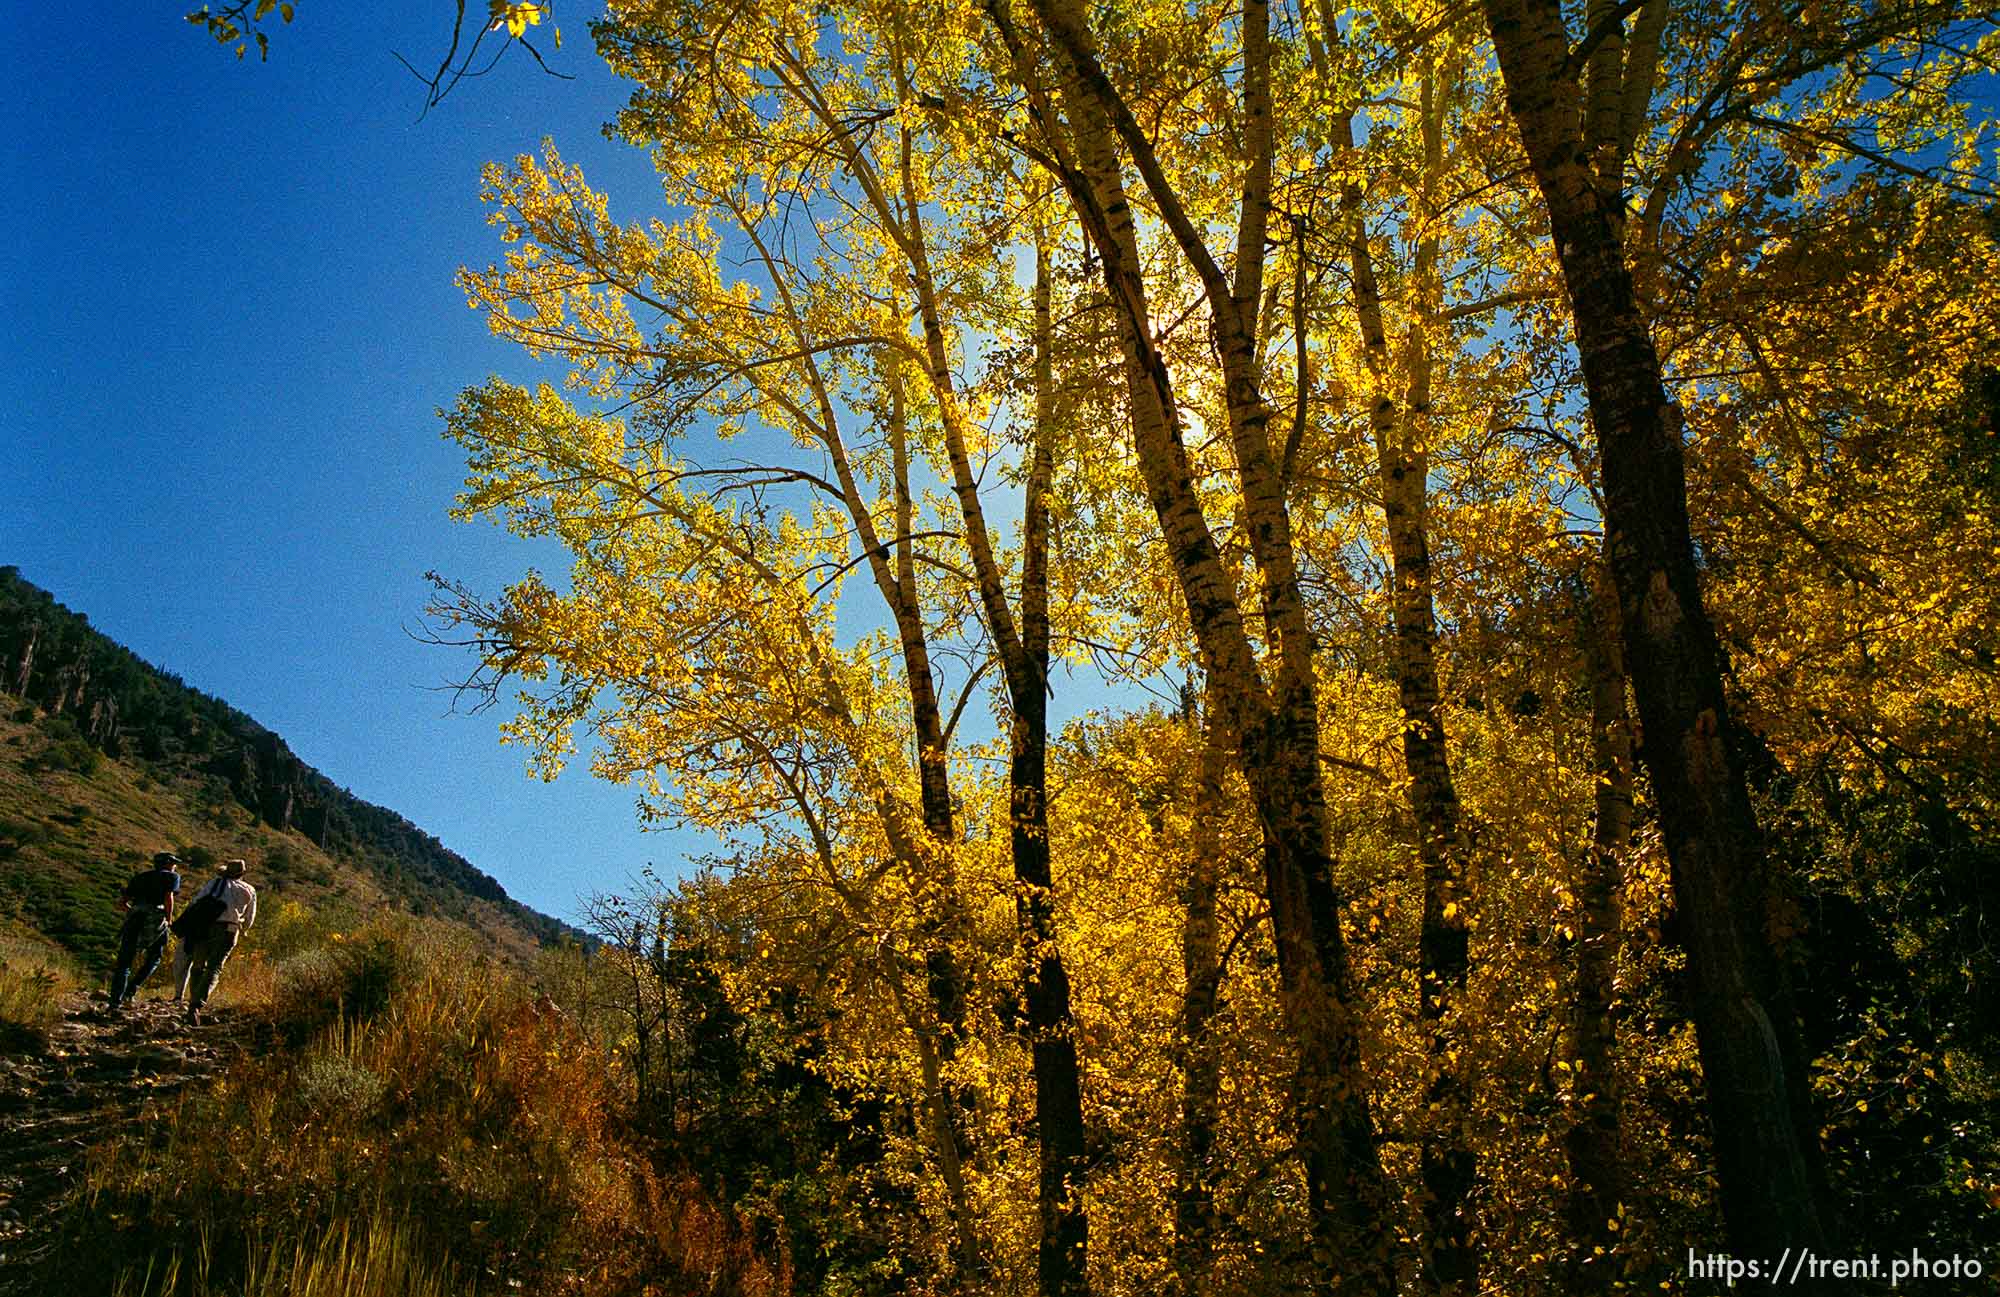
[2,707,359,960]
[0,568,572,968]
[0,710,549,969]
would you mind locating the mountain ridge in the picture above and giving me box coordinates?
[0,566,571,961]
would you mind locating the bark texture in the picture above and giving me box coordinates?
[1174,704,1227,1294]
[1332,52,1475,1291]
[1481,0,1832,1263]
[988,2,1399,1288]
[1565,570,1633,1288]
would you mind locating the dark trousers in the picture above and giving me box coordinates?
[185,925,241,1011]
[108,907,170,1006]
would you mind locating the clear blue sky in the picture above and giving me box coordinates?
[4,7,696,924]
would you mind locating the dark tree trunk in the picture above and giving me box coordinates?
[1012,672,1089,1297]
[1481,0,1832,1262]
[1382,455,1476,1296]
[892,129,1093,1282]
[885,366,976,1072]
[1565,571,1633,1287]
[990,5,1398,1287]
[1174,705,1227,1293]
[873,360,983,1276]
[1251,728,1395,1295]
[1338,56,1476,1285]
[1007,241,1092,1297]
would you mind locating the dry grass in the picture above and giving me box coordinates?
[0,923,80,1049]
[61,914,788,1297]
[110,1210,468,1297]
[0,712,548,970]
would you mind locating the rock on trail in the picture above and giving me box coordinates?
[0,992,259,1289]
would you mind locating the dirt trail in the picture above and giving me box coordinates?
[0,992,260,1289]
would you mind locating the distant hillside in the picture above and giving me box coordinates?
[0,567,570,962]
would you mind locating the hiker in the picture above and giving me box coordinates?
[177,858,257,1026]
[169,860,229,1001]
[107,852,182,1010]
[168,885,208,1002]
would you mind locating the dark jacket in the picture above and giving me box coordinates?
[122,866,181,910]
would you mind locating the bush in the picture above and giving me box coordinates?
[295,1049,388,1121]
[28,714,101,776]
[0,817,46,862]
[33,737,100,777]
[270,924,428,1040]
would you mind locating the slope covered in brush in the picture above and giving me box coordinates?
[0,567,568,959]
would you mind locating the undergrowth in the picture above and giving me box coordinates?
[0,926,79,1049]
[50,914,788,1297]
[108,1210,466,1297]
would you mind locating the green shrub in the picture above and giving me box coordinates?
[24,715,100,775]
[295,1049,388,1122]
[37,713,82,743]
[272,927,425,1040]
[34,737,101,776]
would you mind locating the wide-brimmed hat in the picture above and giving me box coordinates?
[222,858,248,876]
[153,851,182,868]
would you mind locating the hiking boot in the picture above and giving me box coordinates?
[185,1008,203,1027]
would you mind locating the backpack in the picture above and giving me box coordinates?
[171,887,227,941]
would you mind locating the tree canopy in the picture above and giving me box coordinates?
[429,1,2000,1292]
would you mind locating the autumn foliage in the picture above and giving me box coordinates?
[420,0,2000,1292]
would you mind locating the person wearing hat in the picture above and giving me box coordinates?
[107,851,183,1010]
[180,858,257,1026]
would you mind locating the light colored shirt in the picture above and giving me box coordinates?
[194,877,258,930]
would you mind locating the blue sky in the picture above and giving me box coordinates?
[4,7,696,923]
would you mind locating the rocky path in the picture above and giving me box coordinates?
[0,992,259,1289]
